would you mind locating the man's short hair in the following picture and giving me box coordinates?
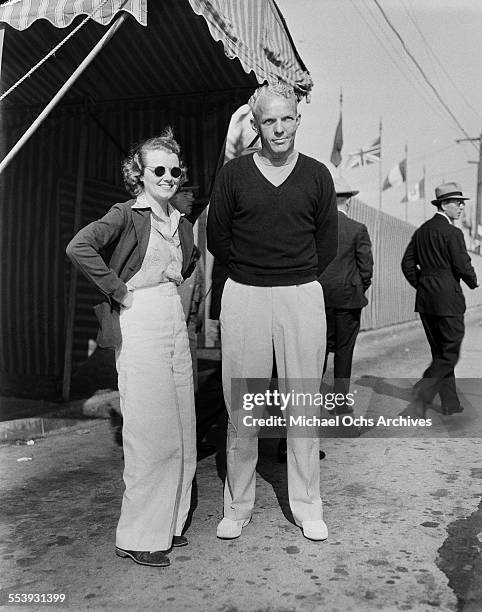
[248,83,298,119]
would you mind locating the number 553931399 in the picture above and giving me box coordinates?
[7,593,66,604]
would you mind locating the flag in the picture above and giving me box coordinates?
[345,136,381,168]
[383,158,407,190]
[330,114,343,167]
[401,177,425,202]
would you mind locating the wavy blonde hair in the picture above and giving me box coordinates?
[122,126,187,196]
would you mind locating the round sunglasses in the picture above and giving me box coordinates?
[144,165,182,179]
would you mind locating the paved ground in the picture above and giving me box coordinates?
[1,310,482,612]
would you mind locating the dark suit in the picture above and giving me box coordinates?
[319,211,373,399]
[401,213,477,409]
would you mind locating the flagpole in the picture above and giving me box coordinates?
[378,119,383,210]
[404,143,408,222]
[338,89,343,177]
[330,88,343,171]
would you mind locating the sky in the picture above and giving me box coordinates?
[275,0,482,228]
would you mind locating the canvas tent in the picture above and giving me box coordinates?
[0,0,312,400]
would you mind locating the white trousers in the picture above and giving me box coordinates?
[115,283,196,552]
[220,279,326,526]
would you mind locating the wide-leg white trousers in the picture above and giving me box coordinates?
[115,283,196,552]
[220,279,326,527]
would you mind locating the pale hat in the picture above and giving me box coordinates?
[334,176,359,197]
[431,182,469,206]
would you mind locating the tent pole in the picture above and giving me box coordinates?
[62,118,89,401]
[0,25,5,82]
[0,12,127,175]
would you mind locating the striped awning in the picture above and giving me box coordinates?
[0,0,147,30]
[187,0,313,98]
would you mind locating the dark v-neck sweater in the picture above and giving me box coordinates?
[207,153,338,286]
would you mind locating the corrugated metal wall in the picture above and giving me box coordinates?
[349,198,418,331]
[0,93,244,398]
[350,198,482,330]
[59,176,127,373]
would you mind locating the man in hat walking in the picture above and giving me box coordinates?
[319,177,373,414]
[401,182,478,415]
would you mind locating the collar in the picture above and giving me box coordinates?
[132,192,181,224]
[254,150,299,167]
[338,209,348,216]
[435,211,451,223]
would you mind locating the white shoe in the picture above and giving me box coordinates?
[216,517,251,539]
[301,519,328,541]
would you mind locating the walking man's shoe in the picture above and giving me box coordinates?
[442,405,464,415]
[216,517,251,539]
[301,519,328,541]
[172,535,188,547]
[115,547,170,567]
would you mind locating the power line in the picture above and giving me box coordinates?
[410,143,458,163]
[398,0,482,124]
[398,0,441,89]
[360,0,447,119]
[363,0,451,124]
[372,0,477,151]
[348,0,447,124]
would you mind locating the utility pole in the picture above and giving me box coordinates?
[456,133,482,249]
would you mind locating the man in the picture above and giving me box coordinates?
[401,182,478,415]
[319,177,373,415]
[207,83,338,541]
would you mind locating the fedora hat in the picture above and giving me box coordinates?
[431,182,469,206]
[334,176,359,197]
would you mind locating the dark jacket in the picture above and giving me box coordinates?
[66,199,197,348]
[401,213,477,315]
[319,211,373,309]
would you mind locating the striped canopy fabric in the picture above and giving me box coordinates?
[187,0,313,98]
[0,0,147,29]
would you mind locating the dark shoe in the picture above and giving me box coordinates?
[172,535,188,547]
[442,405,464,415]
[115,547,170,567]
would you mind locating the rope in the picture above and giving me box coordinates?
[0,0,112,102]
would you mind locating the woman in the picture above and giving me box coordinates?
[66,128,198,568]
